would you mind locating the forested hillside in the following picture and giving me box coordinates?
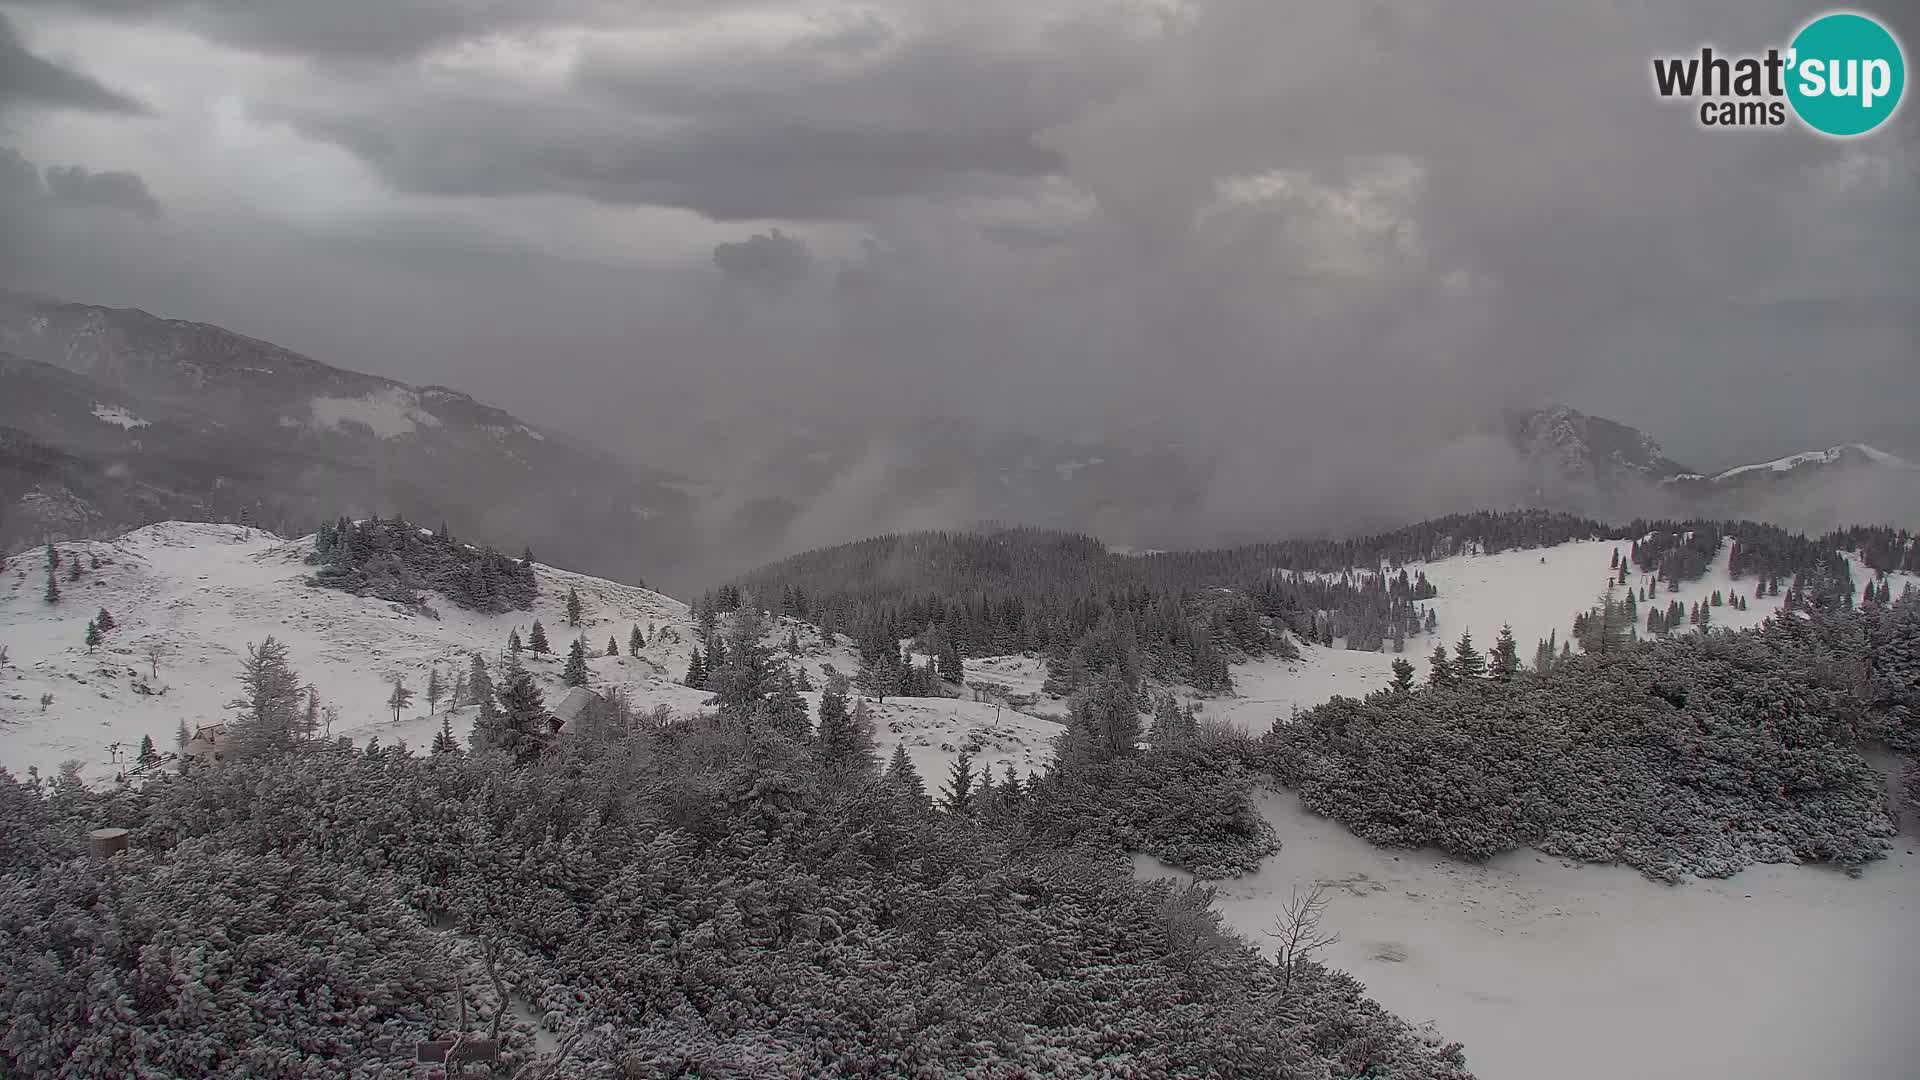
[730,511,1893,701]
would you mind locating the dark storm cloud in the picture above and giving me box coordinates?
[7,0,1917,569]
[269,6,1144,223]
[0,11,144,113]
[44,164,162,217]
[712,229,814,284]
[8,0,637,61]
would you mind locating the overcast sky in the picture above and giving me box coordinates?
[1,1,1914,505]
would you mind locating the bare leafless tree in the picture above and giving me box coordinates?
[144,638,166,680]
[1264,883,1341,1000]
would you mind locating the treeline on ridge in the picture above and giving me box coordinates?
[307,515,538,614]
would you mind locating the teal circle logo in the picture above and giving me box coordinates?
[1787,12,1905,136]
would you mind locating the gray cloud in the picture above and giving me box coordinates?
[712,228,814,284]
[8,0,642,61]
[44,163,161,217]
[4,0,1916,574]
[0,10,144,113]
[264,5,1147,223]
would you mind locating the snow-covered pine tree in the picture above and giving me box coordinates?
[484,654,550,764]
[1453,631,1487,679]
[431,713,459,754]
[566,587,582,627]
[605,637,619,658]
[1390,657,1416,694]
[95,608,115,631]
[884,745,927,800]
[711,608,774,718]
[1152,692,1187,745]
[1489,625,1520,681]
[814,674,853,768]
[529,621,550,653]
[938,635,964,684]
[1426,644,1456,688]
[84,621,102,651]
[767,666,810,741]
[629,624,644,656]
[137,734,158,767]
[563,637,590,687]
[467,653,498,746]
[226,637,304,758]
[426,667,443,714]
[940,750,978,815]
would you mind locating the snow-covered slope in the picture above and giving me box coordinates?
[1199,538,1918,733]
[1706,443,1909,482]
[0,522,1060,786]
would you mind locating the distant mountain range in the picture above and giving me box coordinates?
[0,290,689,583]
[1,289,1909,583]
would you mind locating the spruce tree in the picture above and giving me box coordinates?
[426,667,443,714]
[1426,644,1456,688]
[814,674,876,778]
[1390,657,1416,694]
[767,666,811,741]
[940,750,978,815]
[884,743,927,802]
[815,674,852,760]
[44,561,59,605]
[137,734,158,767]
[937,635,964,684]
[508,628,523,654]
[685,647,707,689]
[431,714,459,754]
[711,608,774,719]
[468,653,498,743]
[84,621,103,651]
[1152,692,1187,745]
[566,587,582,627]
[489,655,551,763]
[606,636,619,657]
[629,624,644,656]
[1489,625,1520,681]
[95,608,115,631]
[1453,631,1488,679]
[529,620,550,654]
[563,637,590,687]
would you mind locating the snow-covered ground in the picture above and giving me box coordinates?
[0,522,1058,786]
[1137,788,1920,1080]
[1201,538,1917,734]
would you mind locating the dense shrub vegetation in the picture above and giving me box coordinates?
[308,515,538,613]
[0,720,1469,1078]
[1266,594,1918,881]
